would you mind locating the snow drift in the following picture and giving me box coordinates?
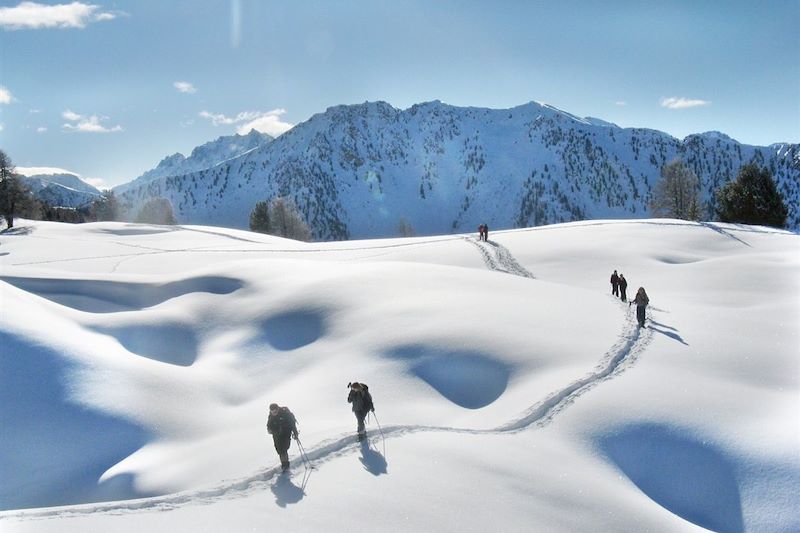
[0,218,798,532]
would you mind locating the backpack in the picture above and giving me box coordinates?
[361,384,374,411]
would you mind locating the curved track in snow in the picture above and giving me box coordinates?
[1,235,654,521]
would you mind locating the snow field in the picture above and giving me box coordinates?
[1,218,797,532]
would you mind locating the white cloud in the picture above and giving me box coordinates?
[62,109,82,121]
[173,81,197,94]
[62,110,123,133]
[236,109,293,136]
[0,123,4,131]
[660,97,711,110]
[37,126,47,133]
[83,176,106,188]
[0,1,120,30]
[0,86,13,104]
[199,108,294,136]
[614,101,627,107]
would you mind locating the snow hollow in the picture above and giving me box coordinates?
[0,218,798,533]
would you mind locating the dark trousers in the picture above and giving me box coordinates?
[355,410,367,434]
[636,305,646,326]
[612,284,619,296]
[273,432,291,466]
[620,287,627,302]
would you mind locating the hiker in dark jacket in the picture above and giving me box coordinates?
[630,287,650,327]
[266,403,298,471]
[610,270,620,296]
[618,274,628,302]
[347,382,374,439]
[483,223,489,241]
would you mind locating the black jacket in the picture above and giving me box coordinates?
[347,386,374,414]
[267,407,298,437]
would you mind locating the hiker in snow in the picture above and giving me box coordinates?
[267,403,299,471]
[477,224,485,241]
[610,270,620,297]
[347,381,374,439]
[630,287,650,327]
[618,274,628,302]
[482,223,489,241]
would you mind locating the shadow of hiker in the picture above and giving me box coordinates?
[648,321,689,346]
[0,225,35,236]
[359,439,388,476]
[270,472,307,508]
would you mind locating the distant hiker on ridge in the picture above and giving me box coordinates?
[477,224,485,241]
[610,270,620,297]
[618,274,628,302]
[482,223,489,241]
[267,403,299,471]
[630,287,650,327]
[347,382,374,440]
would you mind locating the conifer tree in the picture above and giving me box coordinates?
[249,200,270,233]
[715,163,788,228]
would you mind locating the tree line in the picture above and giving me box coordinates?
[1,148,790,235]
[650,158,788,227]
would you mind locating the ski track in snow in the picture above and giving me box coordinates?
[1,235,655,521]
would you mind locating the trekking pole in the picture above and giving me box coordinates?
[295,436,312,469]
[372,411,386,456]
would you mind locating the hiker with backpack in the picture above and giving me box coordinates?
[267,403,299,471]
[630,287,650,328]
[347,382,375,440]
[482,223,489,241]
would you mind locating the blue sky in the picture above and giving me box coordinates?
[1,0,798,188]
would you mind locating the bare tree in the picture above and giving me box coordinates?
[0,149,36,229]
[135,197,177,225]
[397,217,415,237]
[90,190,120,221]
[650,158,701,220]
[267,197,311,241]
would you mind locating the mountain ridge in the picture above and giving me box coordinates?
[111,100,799,238]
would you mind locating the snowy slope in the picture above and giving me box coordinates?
[115,130,273,194]
[0,218,798,532]
[15,167,102,208]
[114,101,800,239]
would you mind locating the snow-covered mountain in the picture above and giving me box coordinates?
[15,167,102,208]
[115,129,273,194]
[116,101,800,239]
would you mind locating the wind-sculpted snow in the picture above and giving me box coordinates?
[0,220,796,531]
[93,323,200,366]
[257,310,327,351]
[0,333,152,511]
[0,226,654,519]
[386,346,513,409]
[599,423,745,533]
[0,275,243,313]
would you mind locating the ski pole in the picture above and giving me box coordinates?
[372,411,386,456]
[295,436,312,469]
